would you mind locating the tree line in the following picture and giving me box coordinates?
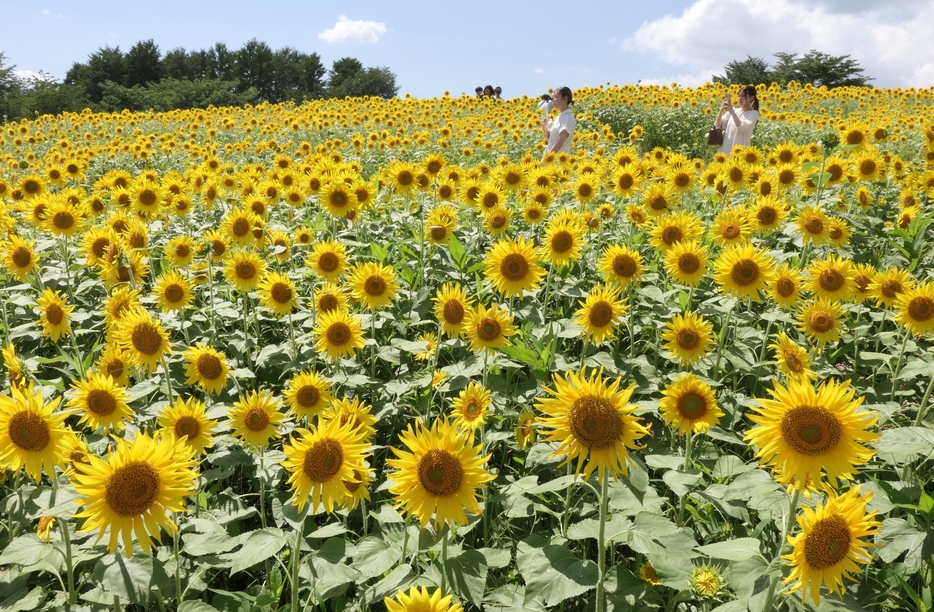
[714,50,872,88]
[0,39,399,121]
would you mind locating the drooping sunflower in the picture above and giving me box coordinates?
[67,372,133,433]
[451,382,492,434]
[152,270,194,313]
[228,389,285,449]
[536,368,649,480]
[598,244,643,288]
[463,303,518,354]
[348,261,400,311]
[384,586,464,612]
[412,332,438,362]
[850,263,875,304]
[797,298,845,346]
[36,288,74,342]
[660,311,714,367]
[745,378,878,489]
[768,263,805,310]
[894,280,934,336]
[826,218,851,247]
[203,229,229,262]
[72,433,197,556]
[434,283,472,337]
[782,486,882,606]
[115,308,171,373]
[223,249,267,292]
[574,283,627,344]
[869,267,916,309]
[658,372,723,435]
[257,271,298,317]
[0,383,67,482]
[3,234,38,280]
[281,417,369,513]
[515,411,537,449]
[182,344,230,396]
[321,396,378,442]
[283,370,333,420]
[713,243,775,301]
[387,418,493,528]
[664,240,708,287]
[306,239,349,282]
[99,250,150,290]
[156,396,217,455]
[541,218,584,268]
[313,308,366,361]
[769,331,816,381]
[643,183,676,217]
[483,236,545,298]
[805,254,855,302]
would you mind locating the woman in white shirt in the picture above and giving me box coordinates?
[542,86,575,154]
[715,85,759,155]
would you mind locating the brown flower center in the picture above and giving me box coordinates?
[430,226,448,241]
[819,269,845,293]
[236,261,256,280]
[809,310,834,333]
[859,159,876,176]
[588,301,614,328]
[676,328,700,350]
[776,277,796,298]
[678,252,700,274]
[175,416,201,439]
[106,461,160,516]
[722,223,740,239]
[53,211,75,230]
[568,396,622,450]
[649,195,669,211]
[677,392,707,419]
[138,189,157,206]
[779,169,795,185]
[731,259,760,286]
[617,174,634,189]
[45,303,64,325]
[318,294,339,312]
[908,296,934,322]
[780,406,841,455]
[443,300,465,325]
[9,411,51,451]
[804,216,823,235]
[783,349,804,373]
[500,253,530,282]
[803,515,852,570]
[613,254,637,278]
[757,207,776,225]
[551,231,573,254]
[418,449,463,496]
[318,252,339,273]
[661,226,682,245]
[271,282,293,304]
[244,407,269,432]
[881,280,902,299]
[326,322,351,346]
[330,191,348,207]
[131,322,163,356]
[232,218,251,237]
[297,385,320,409]
[87,389,117,416]
[164,283,185,304]
[303,438,344,482]
[462,399,482,420]
[11,246,33,268]
[197,353,223,380]
[365,275,387,297]
[477,317,501,341]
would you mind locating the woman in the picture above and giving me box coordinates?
[542,86,575,155]
[715,85,759,155]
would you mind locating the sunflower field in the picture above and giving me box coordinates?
[1,82,934,612]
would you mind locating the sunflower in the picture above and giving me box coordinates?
[624,203,649,227]
[347,261,399,311]
[664,240,708,287]
[311,283,348,315]
[894,280,934,336]
[203,229,229,262]
[766,263,804,309]
[42,198,84,238]
[152,270,193,313]
[101,286,141,333]
[826,218,851,247]
[384,586,464,612]
[853,148,885,183]
[522,200,547,225]
[182,344,230,396]
[710,208,751,246]
[0,383,67,482]
[797,298,845,346]
[19,174,47,199]
[451,382,492,434]
[463,303,518,354]
[387,418,493,528]
[869,268,916,309]
[713,243,775,301]
[805,255,855,302]
[386,160,418,194]
[661,311,714,367]
[690,564,724,598]
[281,417,369,513]
[598,244,643,288]
[536,368,648,480]
[476,183,505,212]
[3,234,38,280]
[223,249,267,292]
[130,181,167,219]
[95,343,131,387]
[541,217,584,267]
[313,308,366,361]
[80,226,119,268]
[228,389,285,449]
[666,165,695,194]
[751,195,787,235]
[156,396,217,455]
[850,263,875,304]
[115,308,171,373]
[164,235,197,268]
[643,183,676,217]
[782,486,882,606]
[659,372,723,434]
[796,205,830,245]
[412,332,438,362]
[2,343,26,389]
[283,370,333,420]
[321,397,378,442]
[320,180,359,218]
[574,283,627,344]
[745,378,878,489]
[67,372,133,432]
[769,331,815,381]
[72,433,197,556]
[36,288,74,342]
[306,239,349,282]
[639,562,663,586]
[482,206,512,236]
[483,236,545,298]
[255,271,297,317]
[648,211,703,252]
[221,208,260,247]
[434,283,472,338]
[610,165,643,198]
[573,173,600,204]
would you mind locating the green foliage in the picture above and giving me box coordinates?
[585,101,715,158]
[326,57,399,99]
[98,77,258,112]
[713,55,771,86]
[771,50,872,88]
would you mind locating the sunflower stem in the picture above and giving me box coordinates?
[913,374,934,427]
[68,328,86,378]
[711,301,735,383]
[762,488,801,612]
[52,473,77,605]
[889,328,910,402]
[173,517,182,604]
[0,294,12,347]
[399,516,411,567]
[286,312,297,360]
[291,520,303,612]
[206,256,217,334]
[596,469,609,612]
[258,447,267,529]
[676,429,694,527]
[440,527,448,595]
[369,310,378,384]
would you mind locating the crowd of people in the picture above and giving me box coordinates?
[474,85,503,100]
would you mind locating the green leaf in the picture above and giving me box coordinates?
[0,585,45,612]
[567,514,632,543]
[877,518,928,571]
[662,469,703,497]
[628,512,698,559]
[479,547,511,568]
[443,548,488,607]
[695,537,761,561]
[604,566,647,608]
[873,427,934,464]
[484,584,546,612]
[227,528,289,575]
[449,233,467,271]
[370,242,388,262]
[92,551,171,606]
[182,531,238,557]
[355,536,401,579]
[517,542,599,607]
[178,601,223,612]
[308,522,347,539]
[710,455,756,479]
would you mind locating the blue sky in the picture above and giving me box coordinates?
[3,0,933,97]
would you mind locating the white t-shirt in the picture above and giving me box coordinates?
[719,109,759,154]
[547,109,576,153]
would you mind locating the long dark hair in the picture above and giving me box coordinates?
[740,85,759,111]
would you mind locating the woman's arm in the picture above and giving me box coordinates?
[550,129,569,153]
[541,116,551,142]
[734,111,758,135]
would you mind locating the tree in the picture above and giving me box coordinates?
[125,39,164,88]
[327,57,363,91]
[0,52,24,120]
[65,45,127,103]
[205,43,235,81]
[713,56,770,86]
[234,39,275,99]
[164,47,199,81]
[20,74,88,117]
[329,66,398,99]
[770,50,872,88]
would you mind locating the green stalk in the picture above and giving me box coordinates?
[596,469,609,612]
[711,301,735,383]
[174,517,182,604]
[440,528,448,595]
[399,516,411,567]
[676,429,694,527]
[913,374,934,427]
[160,355,174,405]
[889,329,910,402]
[52,473,77,605]
[291,521,304,612]
[761,488,801,612]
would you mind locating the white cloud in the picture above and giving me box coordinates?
[623,0,934,88]
[42,9,63,18]
[533,68,544,74]
[13,69,53,82]
[318,15,387,44]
